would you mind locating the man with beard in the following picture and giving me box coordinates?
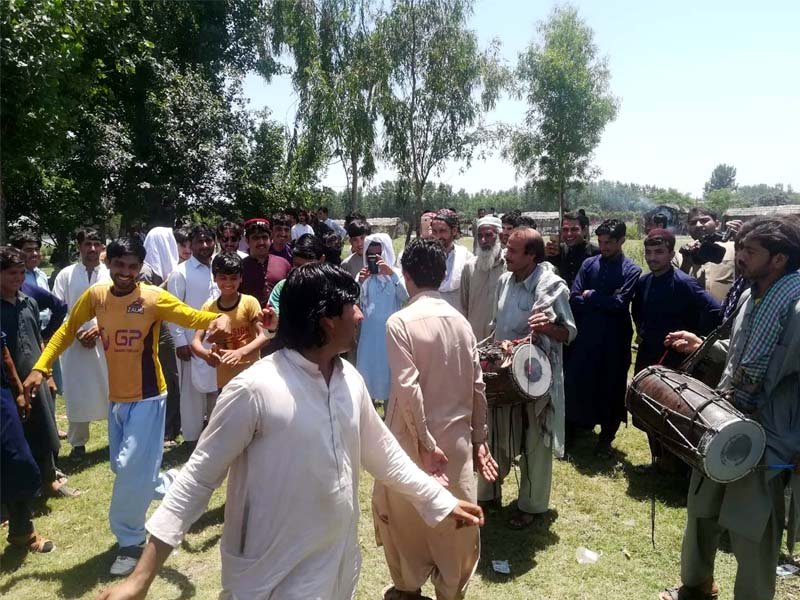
[432,209,473,313]
[24,236,231,575]
[674,207,737,302]
[471,207,487,253]
[659,216,800,600]
[564,220,640,456]
[544,210,600,289]
[167,224,219,446]
[482,227,575,528]
[461,215,506,341]
[51,226,111,460]
[97,263,482,599]
[216,220,247,259]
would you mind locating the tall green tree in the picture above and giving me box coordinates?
[378,0,505,239]
[506,5,618,218]
[704,163,737,193]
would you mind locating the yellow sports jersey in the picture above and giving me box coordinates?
[35,282,219,403]
[200,293,262,388]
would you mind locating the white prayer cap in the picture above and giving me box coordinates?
[476,215,502,231]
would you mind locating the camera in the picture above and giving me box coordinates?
[679,230,732,265]
[367,254,379,274]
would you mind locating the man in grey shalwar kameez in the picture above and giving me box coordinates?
[660,216,800,600]
[480,227,576,530]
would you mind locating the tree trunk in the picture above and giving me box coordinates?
[348,150,359,213]
[404,182,424,246]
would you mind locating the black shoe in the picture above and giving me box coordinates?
[69,445,86,459]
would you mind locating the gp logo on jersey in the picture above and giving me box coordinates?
[101,328,142,351]
[126,299,145,314]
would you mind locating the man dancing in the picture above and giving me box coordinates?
[374,239,497,600]
[98,263,483,599]
[23,237,231,576]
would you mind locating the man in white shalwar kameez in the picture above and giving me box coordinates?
[99,263,484,600]
[431,209,473,314]
[52,226,110,457]
[460,215,506,342]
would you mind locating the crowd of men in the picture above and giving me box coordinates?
[1,203,798,600]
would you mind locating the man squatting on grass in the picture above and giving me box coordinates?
[98,262,484,600]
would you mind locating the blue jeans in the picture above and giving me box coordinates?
[108,395,172,548]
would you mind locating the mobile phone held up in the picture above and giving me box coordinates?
[367,254,379,274]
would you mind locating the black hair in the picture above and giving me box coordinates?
[174,216,193,229]
[216,220,242,239]
[318,206,329,215]
[501,212,519,227]
[595,219,627,240]
[323,233,342,266]
[688,207,719,222]
[0,245,26,270]
[190,224,216,242]
[173,227,191,245]
[344,210,366,229]
[10,230,41,249]
[212,252,244,276]
[245,221,271,238]
[270,213,291,229]
[400,239,446,289]
[517,215,538,229]
[76,226,102,244]
[563,210,590,230]
[294,233,326,260]
[106,237,146,264]
[738,216,800,272]
[346,219,371,238]
[277,263,360,350]
[285,208,299,220]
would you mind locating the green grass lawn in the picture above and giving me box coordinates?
[2,396,798,599]
[5,234,798,598]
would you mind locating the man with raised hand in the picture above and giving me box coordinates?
[23,236,231,577]
[97,263,482,599]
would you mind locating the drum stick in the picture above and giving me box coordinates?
[656,350,669,365]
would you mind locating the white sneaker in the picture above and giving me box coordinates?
[109,555,138,576]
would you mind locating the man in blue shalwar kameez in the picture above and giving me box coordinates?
[564,219,641,456]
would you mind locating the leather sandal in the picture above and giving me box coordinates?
[8,531,55,553]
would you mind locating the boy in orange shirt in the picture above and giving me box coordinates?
[192,253,274,390]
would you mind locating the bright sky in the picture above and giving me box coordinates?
[243,0,800,198]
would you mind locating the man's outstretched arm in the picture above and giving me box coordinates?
[96,536,173,599]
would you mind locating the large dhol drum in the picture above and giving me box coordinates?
[479,340,552,407]
[626,366,765,483]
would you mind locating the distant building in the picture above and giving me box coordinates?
[723,204,800,224]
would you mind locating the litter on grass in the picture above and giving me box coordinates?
[776,564,799,577]
[491,560,511,574]
[575,546,600,564]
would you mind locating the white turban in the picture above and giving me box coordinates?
[476,215,502,231]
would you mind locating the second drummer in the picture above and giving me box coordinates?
[481,226,576,529]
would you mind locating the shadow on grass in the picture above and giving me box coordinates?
[565,429,689,508]
[58,445,109,476]
[0,542,197,598]
[477,505,559,580]
[181,504,225,554]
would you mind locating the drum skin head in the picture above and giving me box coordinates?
[701,418,766,483]
[511,343,552,399]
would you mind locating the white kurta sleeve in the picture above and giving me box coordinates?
[166,269,189,347]
[146,377,261,547]
[358,383,458,528]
